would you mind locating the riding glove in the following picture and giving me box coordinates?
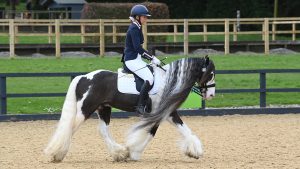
[152,56,161,65]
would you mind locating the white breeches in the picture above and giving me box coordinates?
[125,54,154,85]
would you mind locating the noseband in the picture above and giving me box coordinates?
[191,84,215,97]
[191,63,215,97]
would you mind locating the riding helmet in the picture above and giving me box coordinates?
[130,4,151,17]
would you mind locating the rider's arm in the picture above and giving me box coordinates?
[130,28,154,60]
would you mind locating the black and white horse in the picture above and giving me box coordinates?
[44,56,216,162]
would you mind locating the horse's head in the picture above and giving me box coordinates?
[197,56,216,100]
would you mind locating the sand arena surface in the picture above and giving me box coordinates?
[0,114,300,169]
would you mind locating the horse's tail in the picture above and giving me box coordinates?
[44,76,81,159]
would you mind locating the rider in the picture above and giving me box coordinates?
[123,4,161,114]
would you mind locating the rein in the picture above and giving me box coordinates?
[119,57,167,79]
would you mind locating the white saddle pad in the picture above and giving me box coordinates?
[117,68,159,95]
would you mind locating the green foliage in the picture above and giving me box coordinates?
[85,0,300,18]
[4,0,300,19]
[81,2,169,19]
[81,2,169,43]
[0,0,27,10]
[0,1,5,8]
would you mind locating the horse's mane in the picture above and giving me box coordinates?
[140,57,205,127]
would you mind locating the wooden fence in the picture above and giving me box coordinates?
[1,17,300,58]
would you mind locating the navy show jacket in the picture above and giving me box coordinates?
[124,21,153,61]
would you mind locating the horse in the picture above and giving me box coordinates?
[44,56,216,162]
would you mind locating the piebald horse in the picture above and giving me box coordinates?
[44,56,216,162]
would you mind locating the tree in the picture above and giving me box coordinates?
[79,0,300,18]
[6,0,19,18]
[31,0,42,10]
[274,0,278,17]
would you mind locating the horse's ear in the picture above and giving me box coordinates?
[205,55,209,66]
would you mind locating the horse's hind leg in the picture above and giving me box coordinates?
[167,111,203,159]
[97,106,129,161]
[52,88,101,162]
[72,104,86,134]
[126,122,159,161]
[50,95,87,162]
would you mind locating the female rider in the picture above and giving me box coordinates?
[123,4,161,114]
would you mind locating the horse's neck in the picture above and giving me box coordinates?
[153,65,169,77]
[169,58,202,88]
[154,58,203,90]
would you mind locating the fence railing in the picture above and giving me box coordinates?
[1,18,300,58]
[1,69,300,115]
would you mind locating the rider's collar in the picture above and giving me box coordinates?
[129,16,141,29]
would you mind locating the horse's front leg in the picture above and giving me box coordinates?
[126,122,159,161]
[97,106,129,161]
[167,111,203,159]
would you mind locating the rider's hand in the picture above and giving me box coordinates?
[152,56,161,65]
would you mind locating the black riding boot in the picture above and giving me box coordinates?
[136,80,151,115]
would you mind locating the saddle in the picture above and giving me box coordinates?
[117,65,158,95]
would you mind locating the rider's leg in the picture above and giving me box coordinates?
[136,80,151,114]
[125,55,154,114]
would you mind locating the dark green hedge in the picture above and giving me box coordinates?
[85,0,300,18]
[81,2,169,19]
[81,2,169,44]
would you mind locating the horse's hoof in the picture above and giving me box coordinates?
[128,150,142,161]
[111,145,130,162]
[181,134,203,159]
[112,151,129,162]
[50,155,64,163]
[185,152,201,159]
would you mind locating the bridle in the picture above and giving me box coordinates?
[191,83,215,97]
[191,68,216,97]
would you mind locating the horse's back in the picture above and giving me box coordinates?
[74,69,137,112]
[75,70,118,100]
[83,70,114,80]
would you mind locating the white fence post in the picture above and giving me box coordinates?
[99,19,105,57]
[184,19,189,55]
[112,23,117,44]
[264,18,269,55]
[203,24,207,42]
[142,22,148,50]
[224,19,230,55]
[9,19,15,58]
[55,19,61,58]
[272,23,276,41]
[292,22,296,41]
[174,24,177,42]
[81,24,85,44]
